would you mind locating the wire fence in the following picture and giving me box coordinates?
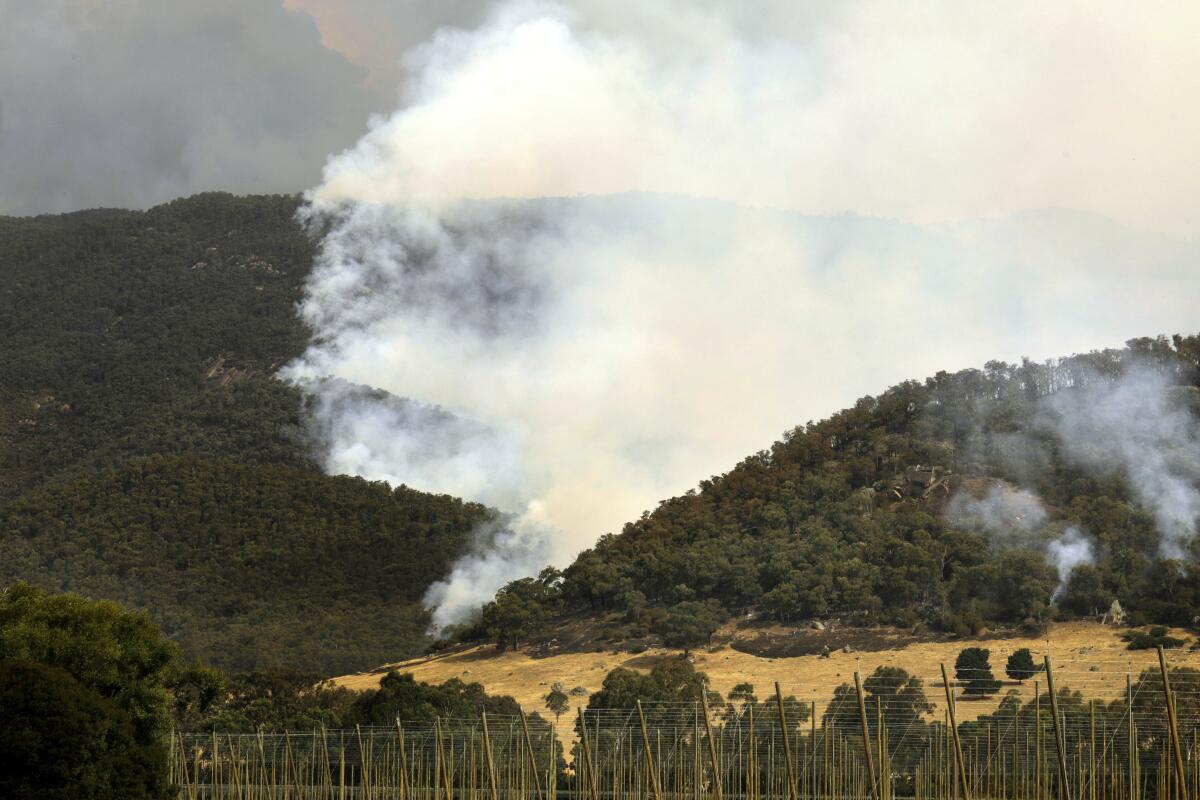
[172,650,1200,799]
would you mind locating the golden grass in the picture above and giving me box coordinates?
[333,621,1198,739]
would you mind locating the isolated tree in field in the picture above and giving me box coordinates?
[1005,648,1041,682]
[545,684,569,723]
[659,599,727,654]
[955,647,1002,696]
[0,661,171,800]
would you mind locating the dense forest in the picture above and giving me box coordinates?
[0,194,489,673]
[474,336,1200,648]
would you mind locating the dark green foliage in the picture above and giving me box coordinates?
[481,569,562,651]
[0,583,179,741]
[0,194,315,494]
[1004,648,1041,681]
[345,671,525,726]
[0,662,171,800]
[545,684,570,722]
[180,669,355,732]
[585,658,713,712]
[823,666,930,764]
[1123,626,1188,651]
[659,599,727,652]
[954,647,1002,696]
[0,457,488,673]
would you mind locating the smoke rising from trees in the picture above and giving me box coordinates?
[283,2,1200,628]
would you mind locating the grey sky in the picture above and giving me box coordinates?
[0,0,387,214]
[3,0,1199,237]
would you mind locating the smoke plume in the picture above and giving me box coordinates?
[284,2,1200,629]
[1041,367,1200,559]
[945,485,1048,546]
[946,484,1097,597]
[1047,526,1096,601]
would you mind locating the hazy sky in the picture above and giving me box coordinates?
[0,0,1198,236]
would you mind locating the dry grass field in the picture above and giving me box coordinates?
[333,621,1198,739]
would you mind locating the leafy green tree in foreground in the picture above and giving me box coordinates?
[955,647,1002,696]
[0,583,180,741]
[0,661,171,800]
[1005,648,1041,681]
[824,666,930,754]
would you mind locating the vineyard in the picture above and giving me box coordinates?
[174,650,1200,800]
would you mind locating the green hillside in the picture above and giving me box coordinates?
[476,336,1200,648]
[0,194,483,673]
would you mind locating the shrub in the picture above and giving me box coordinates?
[954,647,1002,696]
[1123,627,1188,651]
[0,662,171,800]
[1005,648,1042,681]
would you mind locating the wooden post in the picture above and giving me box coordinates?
[637,701,664,800]
[855,671,881,800]
[1129,673,1137,800]
[940,663,971,800]
[577,709,601,800]
[701,690,724,800]
[520,711,546,800]
[1044,656,1072,800]
[1158,646,1190,800]
[774,683,799,800]
[481,713,499,800]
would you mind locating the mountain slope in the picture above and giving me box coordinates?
[0,194,486,673]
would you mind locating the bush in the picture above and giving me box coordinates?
[0,662,171,800]
[658,600,727,653]
[1005,648,1041,681]
[955,647,1002,696]
[1123,627,1188,651]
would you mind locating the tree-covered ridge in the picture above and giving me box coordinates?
[0,193,314,493]
[0,455,488,674]
[0,194,505,674]
[477,335,1200,646]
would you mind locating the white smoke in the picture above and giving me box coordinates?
[1042,367,1200,559]
[946,484,1097,598]
[1046,526,1096,601]
[283,2,1200,629]
[945,484,1048,545]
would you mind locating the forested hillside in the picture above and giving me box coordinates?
[475,336,1200,649]
[0,193,312,492]
[4,192,1199,674]
[0,194,484,673]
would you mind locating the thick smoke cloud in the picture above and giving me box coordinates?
[284,2,1200,628]
[0,0,377,214]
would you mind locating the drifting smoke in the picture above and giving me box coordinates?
[1042,367,1200,559]
[946,484,1096,598]
[284,2,1200,629]
[945,485,1048,545]
[1046,526,1096,601]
